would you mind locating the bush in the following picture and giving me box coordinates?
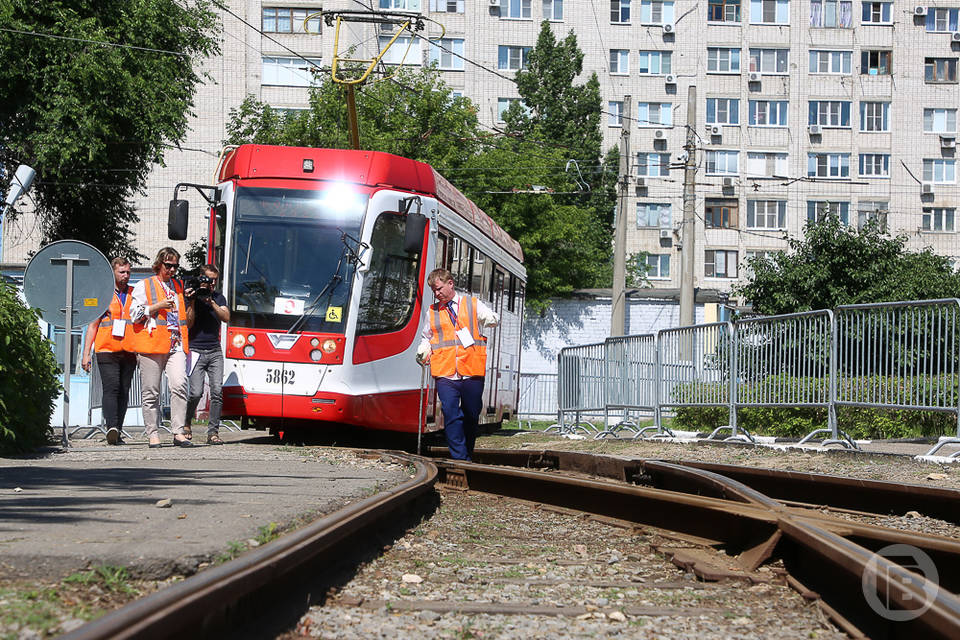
[671,374,958,440]
[0,280,60,454]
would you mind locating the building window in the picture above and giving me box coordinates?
[705,250,739,278]
[861,50,891,75]
[807,201,850,224]
[923,208,956,232]
[810,0,852,27]
[861,1,891,24]
[858,154,890,178]
[262,7,322,33]
[707,98,740,125]
[750,0,789,23]
[745,152,787,177]
[543,0,563,20]
[380,0,421,8]
[746,200,786,229]
[505,0,532,18]
[497,98,521,122]
[705,150,739,175]
[608,101,624,127]
[638,51,671,74]
[860,102,890,132]
[640,0,675,24]
[709,0,741,21]
[636,202,671,227]
[638,102,673,126]
[857,201,888,230]
[748,100,788,126]
[749,48,788,74]
[808,101,851,127]
[636,153,671,177]
[705,199,739,228]
[261,57,323,86]
[926,8,959,32]
[809,50,852,74]
[428,39,465,70]
[610,49,630,74]
[498,45,532,70]
[707,47,741,73]
[923,159,956,183]
[743,250,779,276]
[430,0,465,12]
[924,108,958,134]
[611,0,631,23]
[925,58,958,84]
[808,153,850,178]
[645,254,671,279]
[379,36,422,65]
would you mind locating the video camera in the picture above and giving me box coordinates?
[185,274,214,299]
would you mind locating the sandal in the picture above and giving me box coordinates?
[206,434,224,445]
[183,425,192,440]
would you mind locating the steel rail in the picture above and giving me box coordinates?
[61,452,437,640]
[432,454,960,639]
[446,447,960,525]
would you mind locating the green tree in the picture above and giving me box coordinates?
[225,65,482,170]
[0,1,220,261]
[734,215,960,315]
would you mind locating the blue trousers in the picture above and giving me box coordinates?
[436,376,484,461]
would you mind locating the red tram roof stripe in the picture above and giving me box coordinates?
[219,144,523,264]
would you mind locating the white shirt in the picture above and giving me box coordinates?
[417,293,499,376]
[130,276,182,344]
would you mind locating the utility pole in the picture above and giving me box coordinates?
[679,86,697,328]
[611,96,631,336]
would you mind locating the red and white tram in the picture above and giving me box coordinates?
[169,144,526,435]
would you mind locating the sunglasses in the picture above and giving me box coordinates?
[162,262,179,270]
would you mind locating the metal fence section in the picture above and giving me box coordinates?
[599,334,662,438]
[553,342,607,435]
[517,373,559,422]
[833,299,960,456]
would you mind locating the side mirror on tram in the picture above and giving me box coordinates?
[168,199,189,240]
[404,212,427,253]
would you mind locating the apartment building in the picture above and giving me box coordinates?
[4,0,959,300]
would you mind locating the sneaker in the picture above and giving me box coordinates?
[106,428,120,445]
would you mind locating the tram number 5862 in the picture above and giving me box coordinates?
[265,369,295,385]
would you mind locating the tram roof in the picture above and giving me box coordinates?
[219,145,524,264]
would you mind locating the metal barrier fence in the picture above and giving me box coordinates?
[555,299,960,456]
[517,373,559,422]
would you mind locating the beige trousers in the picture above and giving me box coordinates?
[138,349,188,438]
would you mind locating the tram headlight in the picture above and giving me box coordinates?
[309,349,323,362]
[322,339,337,354]
[243,345,255,358]
[247,334,256,343]
[232,334,246,349]
[310,338,320,347]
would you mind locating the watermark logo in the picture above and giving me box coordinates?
[862,544,939,621]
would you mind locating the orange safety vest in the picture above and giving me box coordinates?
[129,276,190,354]
[93,286,134,352]
[428,295,487,378]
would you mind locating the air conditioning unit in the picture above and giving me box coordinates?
[952,31,960,42]
[379,22,394,32]
[748,72,761,82]
[636,177,646,187]
[922,182,935,194]
[659,229,672,239]
[941,135,957,148]
[722,176,735,187]
[654,129,665,139]
[808,124,823,135]
[915,6,928,16]
[664,73,677,84]
[663,23,675,33]
[710,125,722,136]
[489,0,500,6]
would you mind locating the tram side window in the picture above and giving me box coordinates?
[472,251,486,295]
[507,274,517,313]
[494,269,505,311]
[438,233,450,272]
[515,280,525,312]
[355,213,422,335]
[449,237,467,287]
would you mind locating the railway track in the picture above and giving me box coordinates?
[61,448,960,639]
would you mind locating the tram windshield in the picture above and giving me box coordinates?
[229,185,367,332]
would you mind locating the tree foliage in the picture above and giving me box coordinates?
[0,0,220,261]
[225,65,481,170]
[734,215,960,315]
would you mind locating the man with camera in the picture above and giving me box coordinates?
[184,264,230,445]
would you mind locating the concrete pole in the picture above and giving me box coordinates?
[611,96,631,336]
[679,86,697,328]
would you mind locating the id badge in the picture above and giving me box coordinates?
[111,319,126,338]
[456,327,475,348]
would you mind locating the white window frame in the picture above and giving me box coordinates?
[380,0,421,8]
[497,98,521,122]
[638,102,673,127]
[858,154,890,178]
[707,47,741,73]
[746,200,787,229]
[809,50,851,74]
[861,1,892,24]
[610,49,630,75]
[927,8,960,32]
[505,0,532,19]
[262,7,323,34]
[636,202,671,227]
[608,101,624,127]
[749,48,788,74]
[705,249,739,278]
[923,159,957,184]
[430,0,465,13]
[857,201,888,230]
[261,56,323,86]
[379,36,422,65]
[705,150,740,175]
[860,102,890,132]
[923,207,956,232]
[810,0,852,28]
[748,100,788,126]
[639,0,675,24]
[636,152,671,177]
[807,153,851,178]
[611,0,631,23]
[924,108,958,134]
[809,100,851,127]
[707,98,740,125]
[428,38,465,70]
[807,201,850,224]
[745,152,788,177]
[638,51,671,74]
[645,254,671,279]
[750,0,789,24]
[498,45,532,71]
[542,0,563,20]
